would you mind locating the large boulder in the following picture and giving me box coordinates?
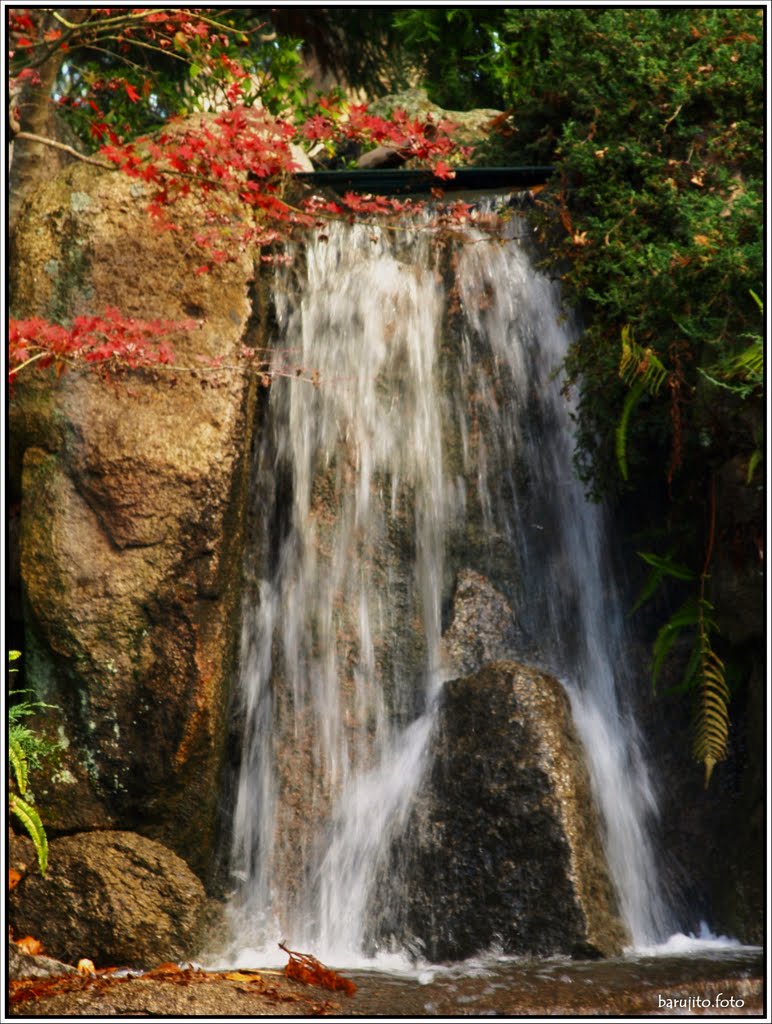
[373,661,628,960]
[9,152,259,876]
[9,831,207,969]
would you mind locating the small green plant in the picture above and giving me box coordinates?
[632,481,730,788]
[615,325,669,482]
[698,290,764,403]
[8,651,60,874]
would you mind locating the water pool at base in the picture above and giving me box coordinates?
[341,946,764,1018]
[201,934,763,1018]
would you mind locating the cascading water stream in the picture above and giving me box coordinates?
[219,200,675,966]
[454,228,675,946]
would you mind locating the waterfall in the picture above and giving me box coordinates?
[454,226,675,945]
[220,201,674,965]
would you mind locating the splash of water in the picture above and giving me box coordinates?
[217,202,674,965]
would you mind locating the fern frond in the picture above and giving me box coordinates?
[616,327,669,481]
[9,735,29,796]
[630,564,665,615]
[746,449,762,484]
[631,551,696,615]
[638,550,697,581]
[9,793,48,874]
[693,641,730,788]
[651,595,700,690]
[615,378,644,481]
[699,338,763,398]
[731,339,764,380]
[619,326,667,394]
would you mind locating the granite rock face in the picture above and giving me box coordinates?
[10,153,259,876]
[9,831,207,969]
[373,661,628,960]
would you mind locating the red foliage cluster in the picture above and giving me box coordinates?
[99,105,305,270]
[303,100,470,179]
[8,309,197,382]
[8,9,37,48]
[9,8,479,383]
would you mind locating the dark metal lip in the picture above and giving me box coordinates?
[294,166,555,196]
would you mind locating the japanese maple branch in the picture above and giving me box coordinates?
[51,8,167,31]
[12,130,295,210]
[13,131,114,169]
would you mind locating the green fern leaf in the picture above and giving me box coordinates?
[615,378,644,480]
[9,735,29,796]
[678,637,702,694]
[651,596,700,690]
[9,792,48,874]
[637,551,697,581]
[630,566,665,615]
[619,327,667,393]
[616,326,669,481]
[746,449,762,484]
[630,551,696,615]
[693,642,730,788]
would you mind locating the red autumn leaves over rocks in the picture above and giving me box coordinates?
[9,310,193,383]
[8,7,475,384]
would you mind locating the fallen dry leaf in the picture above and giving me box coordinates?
[9,868,23,890]
[279,942,356,997]
[77,959,96,976]
[16,935,43,956]
[145,961,184,976]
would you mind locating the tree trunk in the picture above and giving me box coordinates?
[9,9,88,238]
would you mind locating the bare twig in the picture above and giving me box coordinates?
[14,131,114,170]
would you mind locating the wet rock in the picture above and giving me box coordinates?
[440,568,518,677]
[9,831,207,969]
[10,151,258,875]
[357,145,407,169]
[374,661,627,960]
[9,945,77,980]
